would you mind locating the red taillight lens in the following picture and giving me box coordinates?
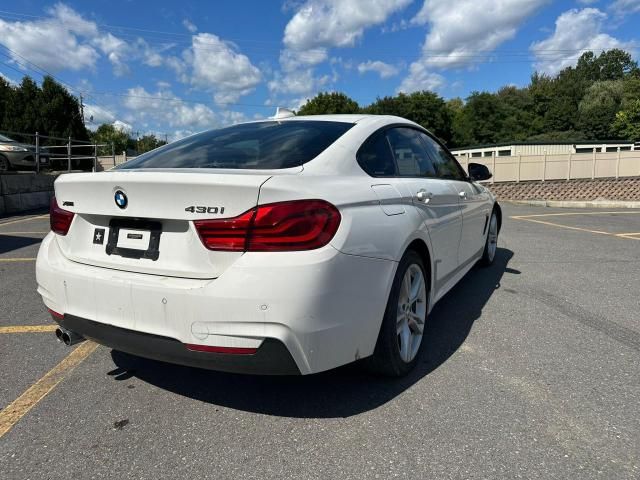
[194,200,341,252]
[50,196,75,235]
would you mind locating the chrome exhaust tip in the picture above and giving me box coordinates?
[55,326,85,346]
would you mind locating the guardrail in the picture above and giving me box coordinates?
[0,130,118,173]
[456,150,640,183]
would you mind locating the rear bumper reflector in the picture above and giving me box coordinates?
[47,308,64,320]
[185,344,258,355]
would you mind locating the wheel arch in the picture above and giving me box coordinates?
[493,202,502,233]
[405,238,433,295]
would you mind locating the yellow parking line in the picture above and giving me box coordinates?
[511,211,640,219]
[0,258,37,262]
[0,214,48,227]
[616,233,640,240]
[0,325,58,334]
[0,341,98,438]
[511,217,615,237]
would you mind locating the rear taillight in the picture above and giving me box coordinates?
[194,199,340,252]
[50,196,75,235]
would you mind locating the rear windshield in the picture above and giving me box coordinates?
[117,121,354,170]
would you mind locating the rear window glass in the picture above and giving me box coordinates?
[117,121,354,170]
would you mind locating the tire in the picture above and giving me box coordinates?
[479,209,499,267]
[0,155,10,172]
[367,250,428,377]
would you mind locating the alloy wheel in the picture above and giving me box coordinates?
[396,264,427,363]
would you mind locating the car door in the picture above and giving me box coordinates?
[420,133,491,266]
[384,128,463,291]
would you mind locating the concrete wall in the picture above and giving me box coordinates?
[0,174,58,216]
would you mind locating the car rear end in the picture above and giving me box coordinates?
[36,119,396,375]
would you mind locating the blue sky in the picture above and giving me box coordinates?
[0,1,639,139]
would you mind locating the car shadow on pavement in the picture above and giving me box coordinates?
[0,234,43,254]
[111,247,515,419]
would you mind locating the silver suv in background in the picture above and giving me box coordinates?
[0,134,49,172]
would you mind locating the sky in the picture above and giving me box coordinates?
[0,0,639,140]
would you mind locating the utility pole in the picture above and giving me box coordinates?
[80,94,85,126]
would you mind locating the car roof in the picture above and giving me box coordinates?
[279,114,415,125]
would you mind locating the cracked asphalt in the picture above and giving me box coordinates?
[1,203,639,479]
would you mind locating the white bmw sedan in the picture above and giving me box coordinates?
[37,114,500,376]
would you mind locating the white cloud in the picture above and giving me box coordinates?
[530,8,632,75]
[0,4,176,77]
[188,33,262,104]
[0,3,100,72]
[268,68,330,96]
[113,120,133,134]
[93,32,130,76]
[272,0,410,100]
[122,86,216,130]
[283,0,412,51]
[610,0,640,14]
[399,0,547,94]
[84,103,116,127]
[410,0,548,69]
[397,63,444,93]
[357,60,399,79]
[182,19,198,33]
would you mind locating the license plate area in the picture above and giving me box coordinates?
[106,219,162,261]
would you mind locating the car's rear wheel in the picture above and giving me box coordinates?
[368,250,428,376]
[0,155,10,172]
[479,209,499,266]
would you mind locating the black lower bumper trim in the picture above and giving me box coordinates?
[57,315,301,375]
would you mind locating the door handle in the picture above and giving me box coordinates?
[415,190,433,203]
[459,191,468,199]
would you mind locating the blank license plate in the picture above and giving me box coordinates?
[116,228,151,250]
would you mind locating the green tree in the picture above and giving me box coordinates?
[136,134,167,154]
[495,86,537,141]
[2,76,42,134]
[459,92,506,145]
[363,91,453,144]
[576,49,639,82]
[612,99,640,139]
[578,80,624,139]
[39,76,88,141]
[298,92,360,115]
[91,123,130,155]
[447,97,473,147]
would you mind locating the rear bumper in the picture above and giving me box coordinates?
[56,314,300,375]
[37,232,396,375]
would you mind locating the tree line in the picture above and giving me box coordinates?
[298,49,640,147]
[0,75,166,156]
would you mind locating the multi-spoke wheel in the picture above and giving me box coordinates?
[396,264,426,363]
[368,250,428,376]
[480,209,499,266]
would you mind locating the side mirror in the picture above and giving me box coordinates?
[468,163,492,181]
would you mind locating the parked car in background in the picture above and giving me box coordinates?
[0,134,49,172]
[38,114,500,377]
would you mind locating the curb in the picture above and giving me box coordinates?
[505,199,640,209]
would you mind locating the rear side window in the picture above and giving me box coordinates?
[386,128,436,177]
[418,132,467,181]
[117,121,354,170]
[357,134,396,176]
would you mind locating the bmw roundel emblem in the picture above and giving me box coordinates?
[114,190,128,209]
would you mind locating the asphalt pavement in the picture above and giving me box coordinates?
[0,204,639,479]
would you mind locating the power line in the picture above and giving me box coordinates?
[0,9,637,62]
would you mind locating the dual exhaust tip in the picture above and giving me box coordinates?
[55,326,85,346]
